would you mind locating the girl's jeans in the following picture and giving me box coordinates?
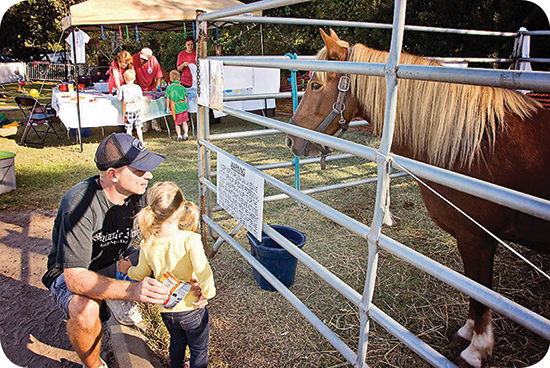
[160,307,210,368]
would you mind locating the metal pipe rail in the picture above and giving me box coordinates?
[428,57,513,64]
[220,106,550,222]
[197,3,550,366]
[210,128,281,140]
[197,0,311,21]
[377,233,550,340]
[199,140,550,342]
[216,15,518,37]
[205,214,458,367]
[254,153,355,170]
[202,216,357,364]
[223,91,304,101]
[210,153,357,176]
[263,173,409,202]
[209,57,550,92]
[261,224,457,368]
[523,30,550,36]
[209,120,368,141]
[521,57,550,63]
[200,165,407,204]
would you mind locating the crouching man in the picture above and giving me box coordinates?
[42,133,170,368]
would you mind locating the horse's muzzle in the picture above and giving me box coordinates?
[286,117,318,157]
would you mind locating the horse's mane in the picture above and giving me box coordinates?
[316,43,542,169]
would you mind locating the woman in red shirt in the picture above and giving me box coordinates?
[176,36,196,88]
[108,50,133,94]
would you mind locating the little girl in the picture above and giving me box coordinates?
[118,181,216,368]
[117,69,145,143]
[15,69,26,93]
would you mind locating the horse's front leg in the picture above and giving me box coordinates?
[454,237,497,368]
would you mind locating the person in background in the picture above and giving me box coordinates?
[176,36,196,88]
[42,133,169,368]
[15,69,26,93]
[118,181,215,368]
[117,69,145,143]
[108,50,133,94]
[133,47,163,132]
[165,70,190,142]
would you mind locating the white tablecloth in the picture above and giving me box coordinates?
[51,88,198,129]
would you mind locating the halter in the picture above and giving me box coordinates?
[312,74,351,168]
[289,47,353,169]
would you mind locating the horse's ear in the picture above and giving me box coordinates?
[320,28,347,61]
[328,29,341,42]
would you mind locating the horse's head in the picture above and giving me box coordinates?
[286,29,360,157]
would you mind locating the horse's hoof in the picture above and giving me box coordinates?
[455,354,479,368]
[450,332,470,350]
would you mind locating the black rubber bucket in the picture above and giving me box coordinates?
[247,225,306,291]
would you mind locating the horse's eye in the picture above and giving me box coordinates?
[310,82,322,91]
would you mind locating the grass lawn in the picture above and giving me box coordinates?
[0,80,548,367]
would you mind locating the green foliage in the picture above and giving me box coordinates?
[1,0,548,68]
[0,0,79,59]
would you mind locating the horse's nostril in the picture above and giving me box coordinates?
[286,137,293,149]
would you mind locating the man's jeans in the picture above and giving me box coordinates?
[160,307,210,368]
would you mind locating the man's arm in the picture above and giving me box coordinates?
[64,267,169,304]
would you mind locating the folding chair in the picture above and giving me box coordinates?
[15,96,60,146]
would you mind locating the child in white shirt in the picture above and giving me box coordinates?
[117,69,145,143]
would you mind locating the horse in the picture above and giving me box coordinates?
[285,29,550,368]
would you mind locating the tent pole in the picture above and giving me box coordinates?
[71,28,83,152]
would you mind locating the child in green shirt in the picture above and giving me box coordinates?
[165,70,189,141]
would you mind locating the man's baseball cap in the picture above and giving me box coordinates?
[95,133,165,172]
[139,47,152,61]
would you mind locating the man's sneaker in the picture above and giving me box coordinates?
[105,299,143,326]
[177,135,183,142]
[183,134,189,141]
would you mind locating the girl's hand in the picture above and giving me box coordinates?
[189,278,202,297]
[192,295,208,309]
[117,258,132,274]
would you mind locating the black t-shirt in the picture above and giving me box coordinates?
[42,176,146,289]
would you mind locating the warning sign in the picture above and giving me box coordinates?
[217,153,264,240]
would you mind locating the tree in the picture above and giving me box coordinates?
[217,0,548,71]
[0,0,79,60]
[1,0,547,69]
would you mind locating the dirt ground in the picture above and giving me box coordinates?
[0,210,113,368]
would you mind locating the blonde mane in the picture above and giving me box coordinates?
[316,43,542,168]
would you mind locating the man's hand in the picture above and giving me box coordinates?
[117,258,132,274]
[130,277,170,304]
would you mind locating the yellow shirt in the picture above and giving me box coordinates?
[127,230,216,313]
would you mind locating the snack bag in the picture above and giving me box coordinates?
[159,272,191,310]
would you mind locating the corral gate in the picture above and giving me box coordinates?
[195,1,550,366]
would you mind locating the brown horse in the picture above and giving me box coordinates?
[286,29,550,368]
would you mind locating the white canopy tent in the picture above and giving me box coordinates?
[61,0,261,31]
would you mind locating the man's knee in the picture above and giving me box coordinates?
[68,295,101,329]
